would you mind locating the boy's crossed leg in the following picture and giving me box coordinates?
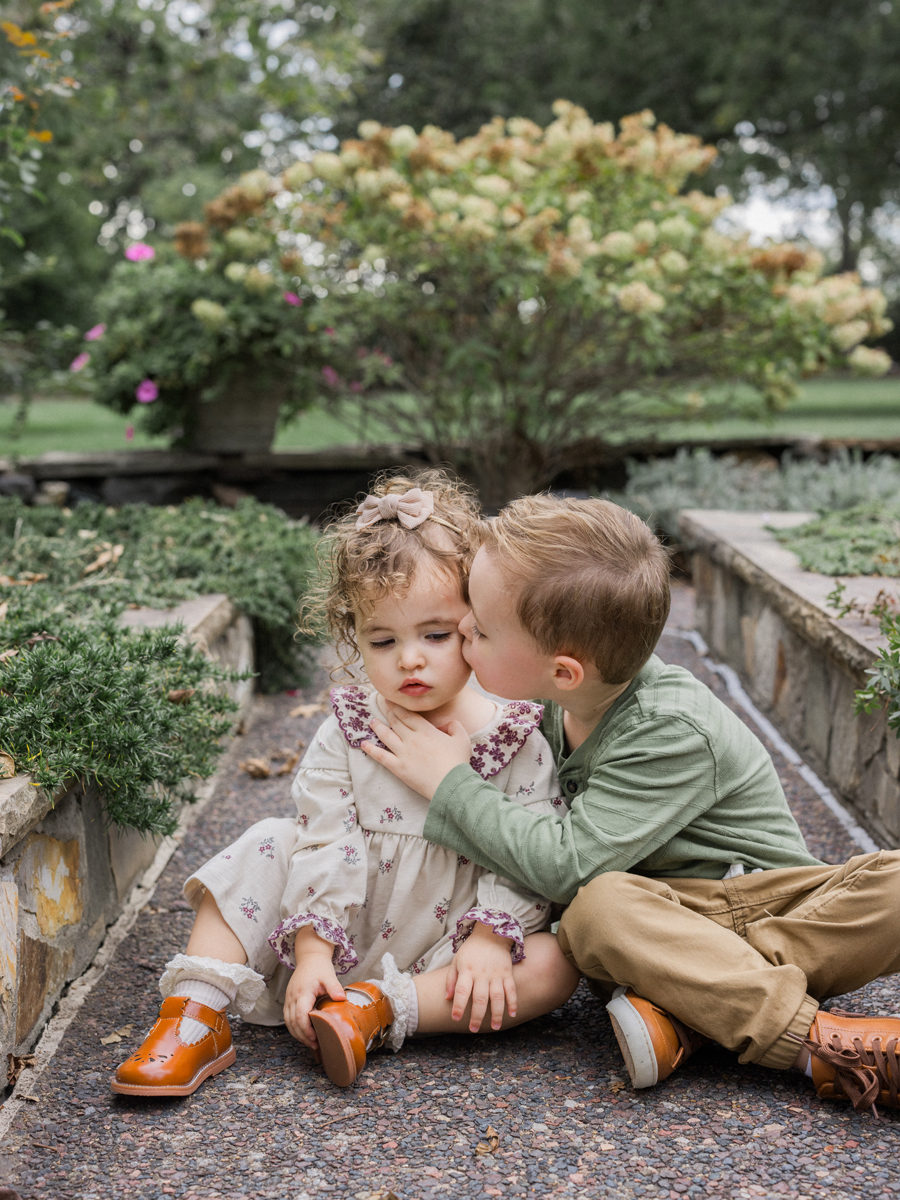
[558,850,900,1113]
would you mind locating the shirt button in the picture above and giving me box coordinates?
[566,780,578,793]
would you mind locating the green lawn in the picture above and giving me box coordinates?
[3,377,900,458]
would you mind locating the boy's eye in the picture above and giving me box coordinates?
[369,638,394,649]
[425,631,452,642]
[470,623,484,639]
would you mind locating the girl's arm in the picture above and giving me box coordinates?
[268,717,368,979]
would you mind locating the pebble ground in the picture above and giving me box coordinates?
[2,583,898,1200]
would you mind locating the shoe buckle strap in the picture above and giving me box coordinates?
[160,996,226,1034]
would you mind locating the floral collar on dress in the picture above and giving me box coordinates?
[330,685,543,780]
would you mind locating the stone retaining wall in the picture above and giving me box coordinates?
[681,509,900,848]
[0,595,253,1066]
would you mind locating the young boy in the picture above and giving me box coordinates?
[363,494,900,1117]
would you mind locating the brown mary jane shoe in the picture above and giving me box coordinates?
[111,996,235,1097]
[310,982,393,1087]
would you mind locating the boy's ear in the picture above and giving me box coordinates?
[551,655,585,691]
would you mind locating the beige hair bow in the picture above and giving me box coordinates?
[355,487,435,530]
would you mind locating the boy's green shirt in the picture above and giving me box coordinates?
[423,655,822,904]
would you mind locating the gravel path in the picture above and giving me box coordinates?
[2,583,898,1200]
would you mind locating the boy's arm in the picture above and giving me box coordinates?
[423,719,719,903]
[363,705,721,903]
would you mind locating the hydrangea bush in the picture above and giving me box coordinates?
[265,103,890,502]
[88,104,892,495]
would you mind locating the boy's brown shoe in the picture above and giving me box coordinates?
[793,1008,900,1117]
[606,986,710,1088]
[111,997,235,1097]
[310,982,393,1087]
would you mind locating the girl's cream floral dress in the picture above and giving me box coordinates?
[185,685,567,1024]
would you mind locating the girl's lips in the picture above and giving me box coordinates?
[399,681,431,696]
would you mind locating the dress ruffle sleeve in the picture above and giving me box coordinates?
[450,874,552,964]
[267,717,366,975]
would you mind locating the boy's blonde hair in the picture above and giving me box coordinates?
[483,495,670,684]
[301,467,483,669]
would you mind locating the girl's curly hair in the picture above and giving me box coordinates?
[300,468,484,671]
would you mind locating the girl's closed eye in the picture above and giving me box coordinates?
[470,623,485,639]
[425,631,453,642]
[369,638,395,649]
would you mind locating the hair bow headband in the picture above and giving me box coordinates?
[355,487,461,533]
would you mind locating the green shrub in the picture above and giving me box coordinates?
[771,504,900,578]
[0,495,318,689]
[0,496,319,832]
[612,447,900,544]
[856,610,900,738]
[0,624,238,835]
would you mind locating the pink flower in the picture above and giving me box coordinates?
[135,379,159,403]
[69,352,90,372]
[325,326,335,336]
[283,291,302,306]
[321,366,340,387]
[350,381,363,392]
[84,324,106,341]
[125,424,134,441]
[125,242,155,262]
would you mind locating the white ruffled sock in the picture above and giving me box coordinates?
[172,979,234,1045]
[369,953,418,1052]
[159,954,268,1044]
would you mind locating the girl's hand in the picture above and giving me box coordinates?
[283,927,345,1050]
[365,706,471,799]
[446,922,517,1032]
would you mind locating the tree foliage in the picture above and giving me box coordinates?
[1,0,80,244]
[340,0,900,272]
[1,0,368,328]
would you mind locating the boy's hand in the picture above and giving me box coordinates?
[283,927,345,1050]
[364,707,471,799]
[447,922,517,1032]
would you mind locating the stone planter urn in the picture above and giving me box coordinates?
[185,367,291,455]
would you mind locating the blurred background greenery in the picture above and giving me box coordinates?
[3,0,900,449]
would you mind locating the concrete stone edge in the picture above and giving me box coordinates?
[679,510,889,680]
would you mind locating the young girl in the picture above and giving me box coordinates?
[111,471,580,1096]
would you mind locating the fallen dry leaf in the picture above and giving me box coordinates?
[0,573,48,586]
[239,757,271,779]
[276,751,300,776]
[24,632,60,648]
[0,649,19,663]
[290,702,328,719]
[99,1032,122,1045]
[0,751,15,780]
[7,1053,35,1088]
[167,688,196,704]
[475,1125,500,1156]
[81,543,124,577]
[610,1080,626,1092]
[116,1025,133,1038]
[0,601,7,621]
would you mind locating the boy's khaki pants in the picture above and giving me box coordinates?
[557,850,900,1070]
